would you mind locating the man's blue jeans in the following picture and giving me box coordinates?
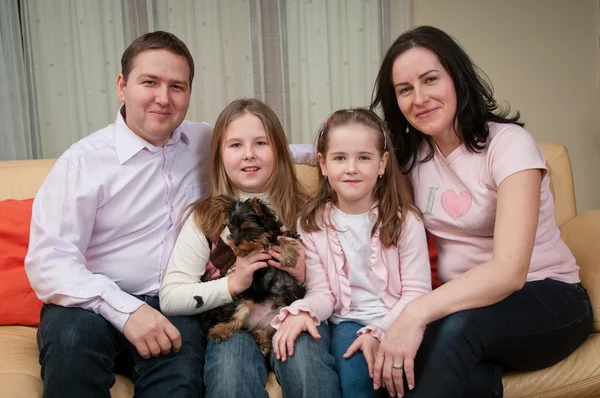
[203,322,341,398]
[37,296,206,398]
[406,279,594,398]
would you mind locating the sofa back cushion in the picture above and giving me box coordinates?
[0,159,57,200]
[0,199,43,326]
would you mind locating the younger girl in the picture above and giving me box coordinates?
[271,109,432,398]
[159,98,340,398]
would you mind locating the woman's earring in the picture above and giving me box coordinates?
[378,175,382,179]
[405,125,410,134]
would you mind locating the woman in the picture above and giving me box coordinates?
[370,25,593,398]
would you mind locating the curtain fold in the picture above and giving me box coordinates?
[153,0,257,126]
[0,1,34,160]
[285,0,382,144]
[22,0,125,158]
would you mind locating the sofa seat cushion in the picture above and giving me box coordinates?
[0,326,133,397]
[0,326,283,398]
[503,332,600,398]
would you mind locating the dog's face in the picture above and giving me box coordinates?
[213,196,281,256]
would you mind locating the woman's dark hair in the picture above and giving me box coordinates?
[370,25,523,173]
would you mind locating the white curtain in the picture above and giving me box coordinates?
[22,0,125,158]
[0,1,35,160]
[285,0,382,144]
[11,0,410,158]
[153,0,257,127]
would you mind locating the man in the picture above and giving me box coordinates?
[25,31,314,397]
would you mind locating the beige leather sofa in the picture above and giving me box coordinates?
[0,142,598,398]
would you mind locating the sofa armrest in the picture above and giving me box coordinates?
[559,210,600,332]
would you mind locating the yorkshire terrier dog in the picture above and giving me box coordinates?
[195,195,305,355]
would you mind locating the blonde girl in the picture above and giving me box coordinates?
[159,98,340,398]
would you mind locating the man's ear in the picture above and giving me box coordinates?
[116,73,127,103]
[317,153,327,178]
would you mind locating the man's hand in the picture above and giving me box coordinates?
[344,332,380,378]
[227,251,271,296]
[123,304,182,359]
[272,312,320,361]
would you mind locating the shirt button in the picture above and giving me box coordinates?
[110,314,116,319]
[168,175,173,180]
[164,237,168,242]
[170,205,174,212]
[118,303,124,309]
[79,290,85,295]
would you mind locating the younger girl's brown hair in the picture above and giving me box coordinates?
[299,108,419,247]
[193,99,303,241]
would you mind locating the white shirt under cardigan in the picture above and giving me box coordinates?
[24,107,314,332]
[159,192,270,316]
[329,207,389,326]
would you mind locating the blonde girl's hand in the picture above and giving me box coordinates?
[227,251,271,296]
[343,332,381,378]
[272,312,321,361]
[268,237,306,285]
[373,307,427,397]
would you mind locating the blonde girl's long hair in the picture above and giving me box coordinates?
[298,108,420,247]
[192,98,303,241]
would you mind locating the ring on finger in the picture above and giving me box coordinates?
[392,364,403,370]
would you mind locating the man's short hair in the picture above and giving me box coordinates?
[121,31,195,84]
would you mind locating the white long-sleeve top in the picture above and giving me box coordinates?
[159,192,270,315]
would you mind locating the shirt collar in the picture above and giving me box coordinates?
[114,106,190,165]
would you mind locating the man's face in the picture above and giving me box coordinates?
[116,49,191,146]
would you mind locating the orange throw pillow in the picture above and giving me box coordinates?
[0,198,43,326]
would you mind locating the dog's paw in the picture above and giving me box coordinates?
[279,240,300,268]
[259,343,271,357]
[208,323,234,343]
[252,329,272,357]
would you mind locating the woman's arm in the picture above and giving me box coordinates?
[409,168,542,324]
[372,168,543,395]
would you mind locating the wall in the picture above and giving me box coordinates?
[409,0,600,213]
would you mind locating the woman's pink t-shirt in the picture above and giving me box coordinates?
[409,122,579,284]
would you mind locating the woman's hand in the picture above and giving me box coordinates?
[227,251,271,296]
[343,332,380,378]
[272,312,320,361]
[269,237,306,285]
[373,305,427,397]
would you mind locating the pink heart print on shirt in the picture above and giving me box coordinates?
[441,190,472,220]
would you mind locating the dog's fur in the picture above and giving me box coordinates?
[194,196,305,355]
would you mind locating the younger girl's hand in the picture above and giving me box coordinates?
[227,251,271,296]
[272,312,320,361]
[268,237,306,285]
[344,332,380,378]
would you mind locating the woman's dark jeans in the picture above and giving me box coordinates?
[406,279,593,398]
[37,295,206,398]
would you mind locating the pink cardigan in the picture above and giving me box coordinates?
[272,204,432,339]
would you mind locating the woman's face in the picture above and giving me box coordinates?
[392,47,458,140]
